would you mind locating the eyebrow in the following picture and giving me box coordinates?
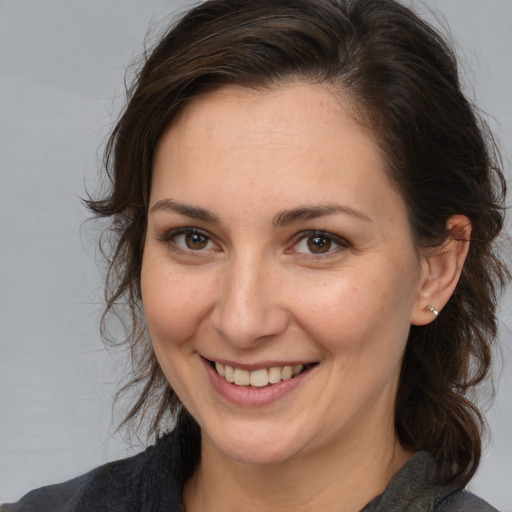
[150,199,371,226]
[150,199,220,223]
[272,204,371,227]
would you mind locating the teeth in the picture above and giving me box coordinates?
[249,368,269,387]
[215,362,225,377]
[268,367,282,384]
[282,366,293,380]
[233,368,250,385]
[224,365,235,383]
[213,362,307,387]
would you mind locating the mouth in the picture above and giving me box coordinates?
[206,359,316,388]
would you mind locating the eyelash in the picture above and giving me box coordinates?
[288,230,351,260]
[157,227,219,257]
[157,228,351,260]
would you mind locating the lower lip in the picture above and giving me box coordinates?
[203,359,315,407]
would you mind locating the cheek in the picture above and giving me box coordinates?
[141,262,216,348]
[291,271,413,357]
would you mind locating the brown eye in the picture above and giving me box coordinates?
[307,236,332,254]
[185,232,209,250]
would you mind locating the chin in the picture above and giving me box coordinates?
[202,419,311,467]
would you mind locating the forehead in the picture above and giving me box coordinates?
[151,83,406,227]
[155,83,378,174]
[170,82,366,142]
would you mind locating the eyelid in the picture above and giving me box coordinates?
[157,226,208,241]
[288,230,351,258]
[157,227,220,255]
[157,227,352,260]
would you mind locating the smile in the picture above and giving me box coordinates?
[212,361,310,387]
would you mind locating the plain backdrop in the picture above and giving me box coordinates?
[1,0,511,508]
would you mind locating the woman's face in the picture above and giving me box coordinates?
[141,84,428,466]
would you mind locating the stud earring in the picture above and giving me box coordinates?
[426,305,439,317]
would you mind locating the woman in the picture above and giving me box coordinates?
[3,0,508,510]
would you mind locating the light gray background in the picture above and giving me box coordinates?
[1,0,511,508]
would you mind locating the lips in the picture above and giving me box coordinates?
[211,360,311,387]
[203,357,318,406]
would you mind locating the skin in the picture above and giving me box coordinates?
[141,83,469,511]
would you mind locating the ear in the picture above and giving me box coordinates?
[411,215,471,326]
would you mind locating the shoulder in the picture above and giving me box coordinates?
[1,470,95,512]
[0,441,166,512]
[364,452,501,512]
[436,490,499,512]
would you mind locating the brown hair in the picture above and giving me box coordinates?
[88,0,509,487]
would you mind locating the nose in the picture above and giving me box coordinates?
[210,254,289,348]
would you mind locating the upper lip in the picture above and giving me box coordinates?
[202,356,317,371]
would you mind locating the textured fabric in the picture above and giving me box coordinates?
[2,429,499,511]
[2,431,185,512]
[360,452,498,511]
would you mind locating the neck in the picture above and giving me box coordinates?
[183,421,412,512]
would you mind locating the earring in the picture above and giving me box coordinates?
[426,305,439,317]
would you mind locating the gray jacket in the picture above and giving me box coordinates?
[2,428,499,511]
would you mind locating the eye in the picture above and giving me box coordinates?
[305,235,332,254]
[160,228,218,254]
[291,231,349,257]
[179,231,211,250]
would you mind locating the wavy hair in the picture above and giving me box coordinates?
[87,0,509,487]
